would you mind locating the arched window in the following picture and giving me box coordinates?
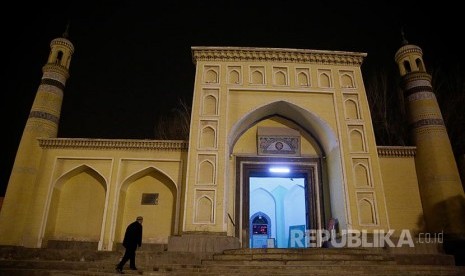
[416,58,425,72]
[252,215,269,235]
[56,51,64,65]
[403,60,411,73]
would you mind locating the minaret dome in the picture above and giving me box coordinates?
[395,44,426,76]
[48,37,74,70]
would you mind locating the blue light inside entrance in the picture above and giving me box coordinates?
[249,176,307,248]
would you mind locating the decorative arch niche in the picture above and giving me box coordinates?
[198,159,215,184]
[273,67,288,86]
[349,128,365,152]
[229,69,240,84]
[275,71,286,85]
[250,66,265,85]
[344,98,360,120]
[203,95,218,116]
[45,164,106,243]
[358,198,376,225]
[297,71,309,86]
[340,73,355,88]
[204,66,219,83]
[196,196,213,222]
[117,166,177,244]
[194,189,215,223]
[354,163,370,187]
[200,125,216,148]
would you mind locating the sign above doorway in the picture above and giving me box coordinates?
[257,127,300,156]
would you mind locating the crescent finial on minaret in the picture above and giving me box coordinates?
[401,26,409,46]
[62,20,70,39]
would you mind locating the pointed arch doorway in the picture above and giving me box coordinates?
[235,156,325,248]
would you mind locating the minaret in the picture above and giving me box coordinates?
[395,31,465,239]
[0,26,74,245]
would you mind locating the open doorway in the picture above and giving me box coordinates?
[236,157,324,248]
[250,176,306,248]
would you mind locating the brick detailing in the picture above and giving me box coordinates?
[38,138,189,151]
[192,47,365,66]
[40,78,65,90]
[29,111,59,124]
[401,72,432,87]
[410,118,445,129]
[404,86,433,97]
[377,146,416,157]
[403,79,431,90]
[407,91,436,102]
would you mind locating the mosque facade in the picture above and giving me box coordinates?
[0,33,463,252]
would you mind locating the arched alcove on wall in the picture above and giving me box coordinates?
[117,167,177,244]
[44,164,107,244]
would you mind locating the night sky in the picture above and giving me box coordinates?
[1,1,463,196]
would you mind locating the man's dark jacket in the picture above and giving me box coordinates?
[122,221,142,249]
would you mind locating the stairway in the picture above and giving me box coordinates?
[150,248,465,276]
[0,246,464,275]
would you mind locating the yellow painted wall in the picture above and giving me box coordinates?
[379,156,424,234]
[47,171,105,241]
[226,89,339,133]
[119,171,175,244]
[15,138,186,250]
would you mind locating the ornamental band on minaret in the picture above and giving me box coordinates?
[0,27,74,245]
[395,35,465,238]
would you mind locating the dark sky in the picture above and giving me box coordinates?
[1,1,463,196]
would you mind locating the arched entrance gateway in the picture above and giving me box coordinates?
[230,102,338,248]
[182,46,391,251]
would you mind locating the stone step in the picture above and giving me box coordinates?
[212,248,456,266]
[1,246,463,276]
[0,259,109,271]
[114,243,167,252]
[212,252,455,265]
[43,240,168,253]
[150,264,465,276]
[1,261,464,276]
[0,246,121,261]
[0,246,207,267]
[203,259,397,266]
[213,252,395,261]
[393,253,456,266]
[0,258,400,271]
[222,247,386,255]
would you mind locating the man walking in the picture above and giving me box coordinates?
[116,216,143,273]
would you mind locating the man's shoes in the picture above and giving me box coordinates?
[115,266,124,274]
[130,267,138,270]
